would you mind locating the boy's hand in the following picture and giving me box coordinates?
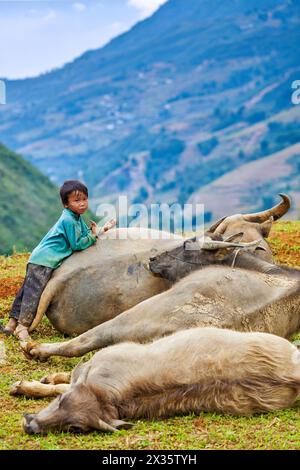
[103,218,117,232]
[89,220,98,237]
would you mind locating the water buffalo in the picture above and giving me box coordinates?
[12,328,300,434]
[29,228,182,335]
[29,195,290,335]
[22,234,300,361]
[208,193,291,262]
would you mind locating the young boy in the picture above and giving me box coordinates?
[0,180,116,341]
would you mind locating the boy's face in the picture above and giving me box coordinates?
[65,190,88,215]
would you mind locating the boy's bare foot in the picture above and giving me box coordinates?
[0,318,17,336]
[14,324,31,342]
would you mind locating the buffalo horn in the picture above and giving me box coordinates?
[243,194,291,223]
[207,216,227,233]
[198,238,262,251]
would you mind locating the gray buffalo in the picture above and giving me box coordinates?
[30,228,182,335]
[12,328,300,434]
[29,195,290,335]
[22,233,300,361]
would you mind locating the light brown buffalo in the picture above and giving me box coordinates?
[208,193,291,262]
[12,327,300,434]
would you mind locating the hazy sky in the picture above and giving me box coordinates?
[0,0,168,79]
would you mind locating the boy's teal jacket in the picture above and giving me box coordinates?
[29,208,97,269]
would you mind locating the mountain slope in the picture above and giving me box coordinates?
[0,143,62,254]
[0,0,299,219]
[188,141,300,220]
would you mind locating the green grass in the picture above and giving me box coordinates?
[0,221,300,450]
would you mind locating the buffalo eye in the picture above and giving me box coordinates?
[68,425,85,433]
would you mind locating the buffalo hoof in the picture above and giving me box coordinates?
[20,341,49,362]
[10,380,24,396]
[40,374,59,384]
[40,375,52,384]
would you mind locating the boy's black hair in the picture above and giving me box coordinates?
[60,180,88,205]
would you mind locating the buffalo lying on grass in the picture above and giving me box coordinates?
[29,228,182,335]
[12,328,300,434]
[28,195,290,335]
[22,233,300,361]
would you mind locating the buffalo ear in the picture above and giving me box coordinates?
[223,232,244,243]
[96,418,118,433]
[260,217,273,238]
[213,246,237,260]
[208,216,227,233]
[214,232,247,260]
[110,419,134,430]
[96,418,133,432]
[184,238,201,251]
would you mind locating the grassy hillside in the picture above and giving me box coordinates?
[0,221,299,450]
[0,142,62,255]
[0,143,96,255]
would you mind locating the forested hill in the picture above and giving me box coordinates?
[0,143,62,254]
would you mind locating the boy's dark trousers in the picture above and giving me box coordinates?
[9,263,54,327]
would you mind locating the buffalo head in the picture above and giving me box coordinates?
[207,194,291,262]
[149,233,261,282]
[22,383,132,434]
